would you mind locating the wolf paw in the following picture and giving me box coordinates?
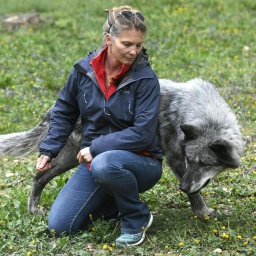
[28,204,46,215]
[194,207,221,221]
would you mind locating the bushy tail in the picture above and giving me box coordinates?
[0,109,51,158]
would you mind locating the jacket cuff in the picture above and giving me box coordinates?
[38,150,55,162]
[89,146,96,158]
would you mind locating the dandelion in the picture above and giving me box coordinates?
[108,246,113,252]
[213,248,222,254]
[1,183,5,188]
[31,239,35,245]
[221,233,229,239]
[204,216,210,221]
[111,243,115,247]
[221,226,226,230]
[164,245,169,249]
[237,235,242,239]
[178,242,184,247]
[243,241,248,246]
[91,227,95,231]
[253,236,256,241]
[50,229,55,234]
[212,229,218,234]
[27,251,32,256]
[195,239,200,244]
[103,244,108,250]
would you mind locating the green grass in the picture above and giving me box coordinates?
[0,0,255,255]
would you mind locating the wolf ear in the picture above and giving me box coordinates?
[180,124,198,141]
[209,140,240,168]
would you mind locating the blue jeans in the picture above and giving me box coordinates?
[48,150,162,236]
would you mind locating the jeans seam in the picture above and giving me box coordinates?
[68,185,100,234]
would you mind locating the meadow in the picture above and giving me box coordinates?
[0,0,255,255]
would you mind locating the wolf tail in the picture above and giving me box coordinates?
[0,108,51,158]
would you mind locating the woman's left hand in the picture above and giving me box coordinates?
[77,147,93,163]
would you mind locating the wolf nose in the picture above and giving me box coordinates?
[179,184,189,193]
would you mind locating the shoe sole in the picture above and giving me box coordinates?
[116,213,153,247]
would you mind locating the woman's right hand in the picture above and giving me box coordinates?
[36,155,52,172]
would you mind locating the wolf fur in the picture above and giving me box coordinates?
[0,78,244,219]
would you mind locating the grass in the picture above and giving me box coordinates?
[0,0,255,255]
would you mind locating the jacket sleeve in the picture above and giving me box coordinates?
[39,67,80,157]
[90,75,161,157]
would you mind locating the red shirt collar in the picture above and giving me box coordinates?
[90,46,131,100]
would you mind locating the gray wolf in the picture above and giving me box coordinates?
[0,78,244,220]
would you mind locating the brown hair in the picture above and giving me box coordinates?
[102,5,146,43]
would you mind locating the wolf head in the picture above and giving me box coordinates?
[179,123,243,195]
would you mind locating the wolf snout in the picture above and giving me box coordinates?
[180,179,211,195]
[179,183,190,194]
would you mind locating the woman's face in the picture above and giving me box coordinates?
[106,29,145,66]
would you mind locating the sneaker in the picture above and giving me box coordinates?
[115,213,153,247]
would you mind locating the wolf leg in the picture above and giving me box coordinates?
[188,192,220,220]
[28,141,80,215]
[168,162,219,220]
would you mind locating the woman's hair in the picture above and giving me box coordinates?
[102,5,146,43]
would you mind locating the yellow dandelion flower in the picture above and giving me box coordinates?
[103,244,108,250]
[195,239,200,244]
[253,236,256,241]
[27,251,32,256]
[221,226,226,230]
[178,242,184,247]
[244,241,248,246]
[108,247,113,252]
[31,239,35,244]
[164,245,169,249]
[50,229,55,234]
[212,229,218,234]
[111,243,115,247]
[1,183,5,188]
[237,235,242,239]
[204,216,210,221]
[221,233,229,239]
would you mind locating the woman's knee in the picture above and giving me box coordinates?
[90,152,117,182]
[48,212,72,236]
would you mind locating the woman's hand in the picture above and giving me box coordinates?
[36,155,52,172]
[77,147,93,163]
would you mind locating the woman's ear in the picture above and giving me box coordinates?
[105,34,112,46]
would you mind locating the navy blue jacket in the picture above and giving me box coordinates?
[40,47,162,160]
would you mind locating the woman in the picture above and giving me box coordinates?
[36,5,162,247]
